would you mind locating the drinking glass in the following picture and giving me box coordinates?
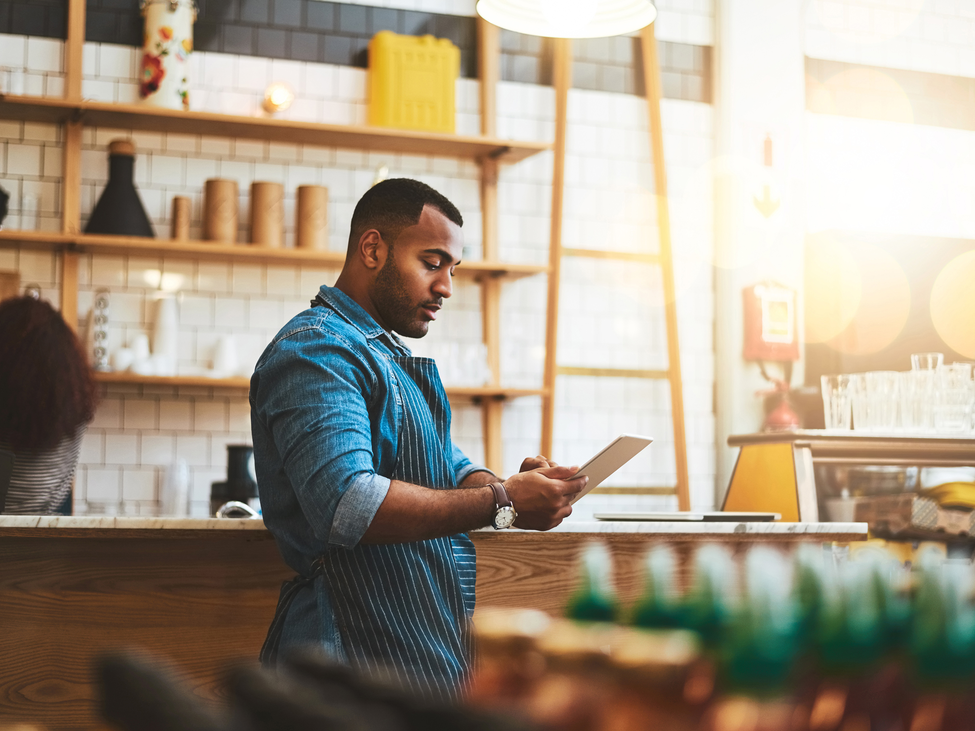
[863,371,900,431]
[850,373,868,430]
[900,369,936,433]
[934,363,975,433]
[912,352,944,371]
[821,374,852,430]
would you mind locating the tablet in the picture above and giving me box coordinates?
[593,511,781,522]
[569,434,653,505]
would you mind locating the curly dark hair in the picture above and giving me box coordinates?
[0,297,97,452]
[346,178,463,255]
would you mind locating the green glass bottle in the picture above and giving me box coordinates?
[564,541,619,623]
[719,546,798,700]
[681,543,735,649]
[631,544,683,630]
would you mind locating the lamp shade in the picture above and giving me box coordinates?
[476,0,656,38]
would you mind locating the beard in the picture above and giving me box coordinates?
[371,251,436,338]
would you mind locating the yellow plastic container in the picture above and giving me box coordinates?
[368,30,459,133]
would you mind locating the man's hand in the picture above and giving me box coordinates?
[503,465,588,531]
[519,454,559,472]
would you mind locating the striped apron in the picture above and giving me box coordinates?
[261,355,477,701]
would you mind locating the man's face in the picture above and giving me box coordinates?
[369,205,463,338]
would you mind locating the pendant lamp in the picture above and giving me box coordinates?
[475,0,656,38]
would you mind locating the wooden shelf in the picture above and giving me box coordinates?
[0,230,548,279]
[0,229,71,249]
[94,371,546,400]
[0,94,550,164]
[444,387,547,400]
[94,372,251,389]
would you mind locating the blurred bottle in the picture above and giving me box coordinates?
[682,544,736,651]
[631,544,683,630]
[907,550,975,731]
[607,626,707,731]
[706,547,798,731]
[526,619,613,731]
[564,542,619,624]
[804,555,886,731]
[469,607,550,714]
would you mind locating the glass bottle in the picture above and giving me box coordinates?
[631,544,683,630]
[564,541,619,623]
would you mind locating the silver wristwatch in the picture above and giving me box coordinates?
[489,482,517,530]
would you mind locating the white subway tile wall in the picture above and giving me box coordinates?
[804,0,975,78]
[2,21,716,517]
[337,0,476,15]
[0,35,65,97]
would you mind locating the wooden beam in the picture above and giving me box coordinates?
[59,120,83,328]
[478,17,499,140]
[60,252,78,331]
[562,248,662,265]
[482,399,504,476]
[478,16,504,474]
[641,24,691,512]
[556,366,670,380]
[65,0,85,101]
[540,39,571,458]
[61,122,82,236]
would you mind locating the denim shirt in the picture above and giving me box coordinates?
[250,285,489,697]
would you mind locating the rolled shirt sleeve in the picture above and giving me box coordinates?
[253,323,394,549]
[451,441,495,486]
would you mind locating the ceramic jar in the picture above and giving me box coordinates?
[139,0,197,111]
[250,182,284,248]
[296,185,329,250]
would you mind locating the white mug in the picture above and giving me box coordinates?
[112,347,135,372]
[130,333,151,361]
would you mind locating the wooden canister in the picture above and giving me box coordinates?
[296,185,328,250]
[203,179,238,244]
[170,196,190,240]
[250,181,284,248]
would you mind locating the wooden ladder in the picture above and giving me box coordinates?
[540,26,691,511]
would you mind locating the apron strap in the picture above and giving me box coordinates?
[259,558,325,668]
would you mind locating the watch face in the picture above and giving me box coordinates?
[493,506,516,529]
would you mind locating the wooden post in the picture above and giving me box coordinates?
[60,120,83,329]
[60,251,79,330]
[641,24,690,511]
[60,0,86,329]
[478,17,504,474]
[540,38,571,458]
[65,0,85,101]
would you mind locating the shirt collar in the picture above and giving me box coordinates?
[314,286,412,355]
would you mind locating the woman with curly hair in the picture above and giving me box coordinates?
[0,296,97,514]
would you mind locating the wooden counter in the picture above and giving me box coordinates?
[0,516,866,729]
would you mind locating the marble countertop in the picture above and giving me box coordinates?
[0,515,868,536]
[0,515,267,531]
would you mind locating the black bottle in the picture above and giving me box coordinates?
[84,139,155,237]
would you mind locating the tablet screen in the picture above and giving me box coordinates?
[569,434,653,505]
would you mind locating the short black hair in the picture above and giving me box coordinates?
[346,178,463,255]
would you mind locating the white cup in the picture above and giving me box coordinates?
[20,194,38,230]
[112,347,135,372]
[130,333,151,361]
[130,357,156,376]
[212,334,239,376]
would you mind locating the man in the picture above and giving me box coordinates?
[250,178,587,700]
